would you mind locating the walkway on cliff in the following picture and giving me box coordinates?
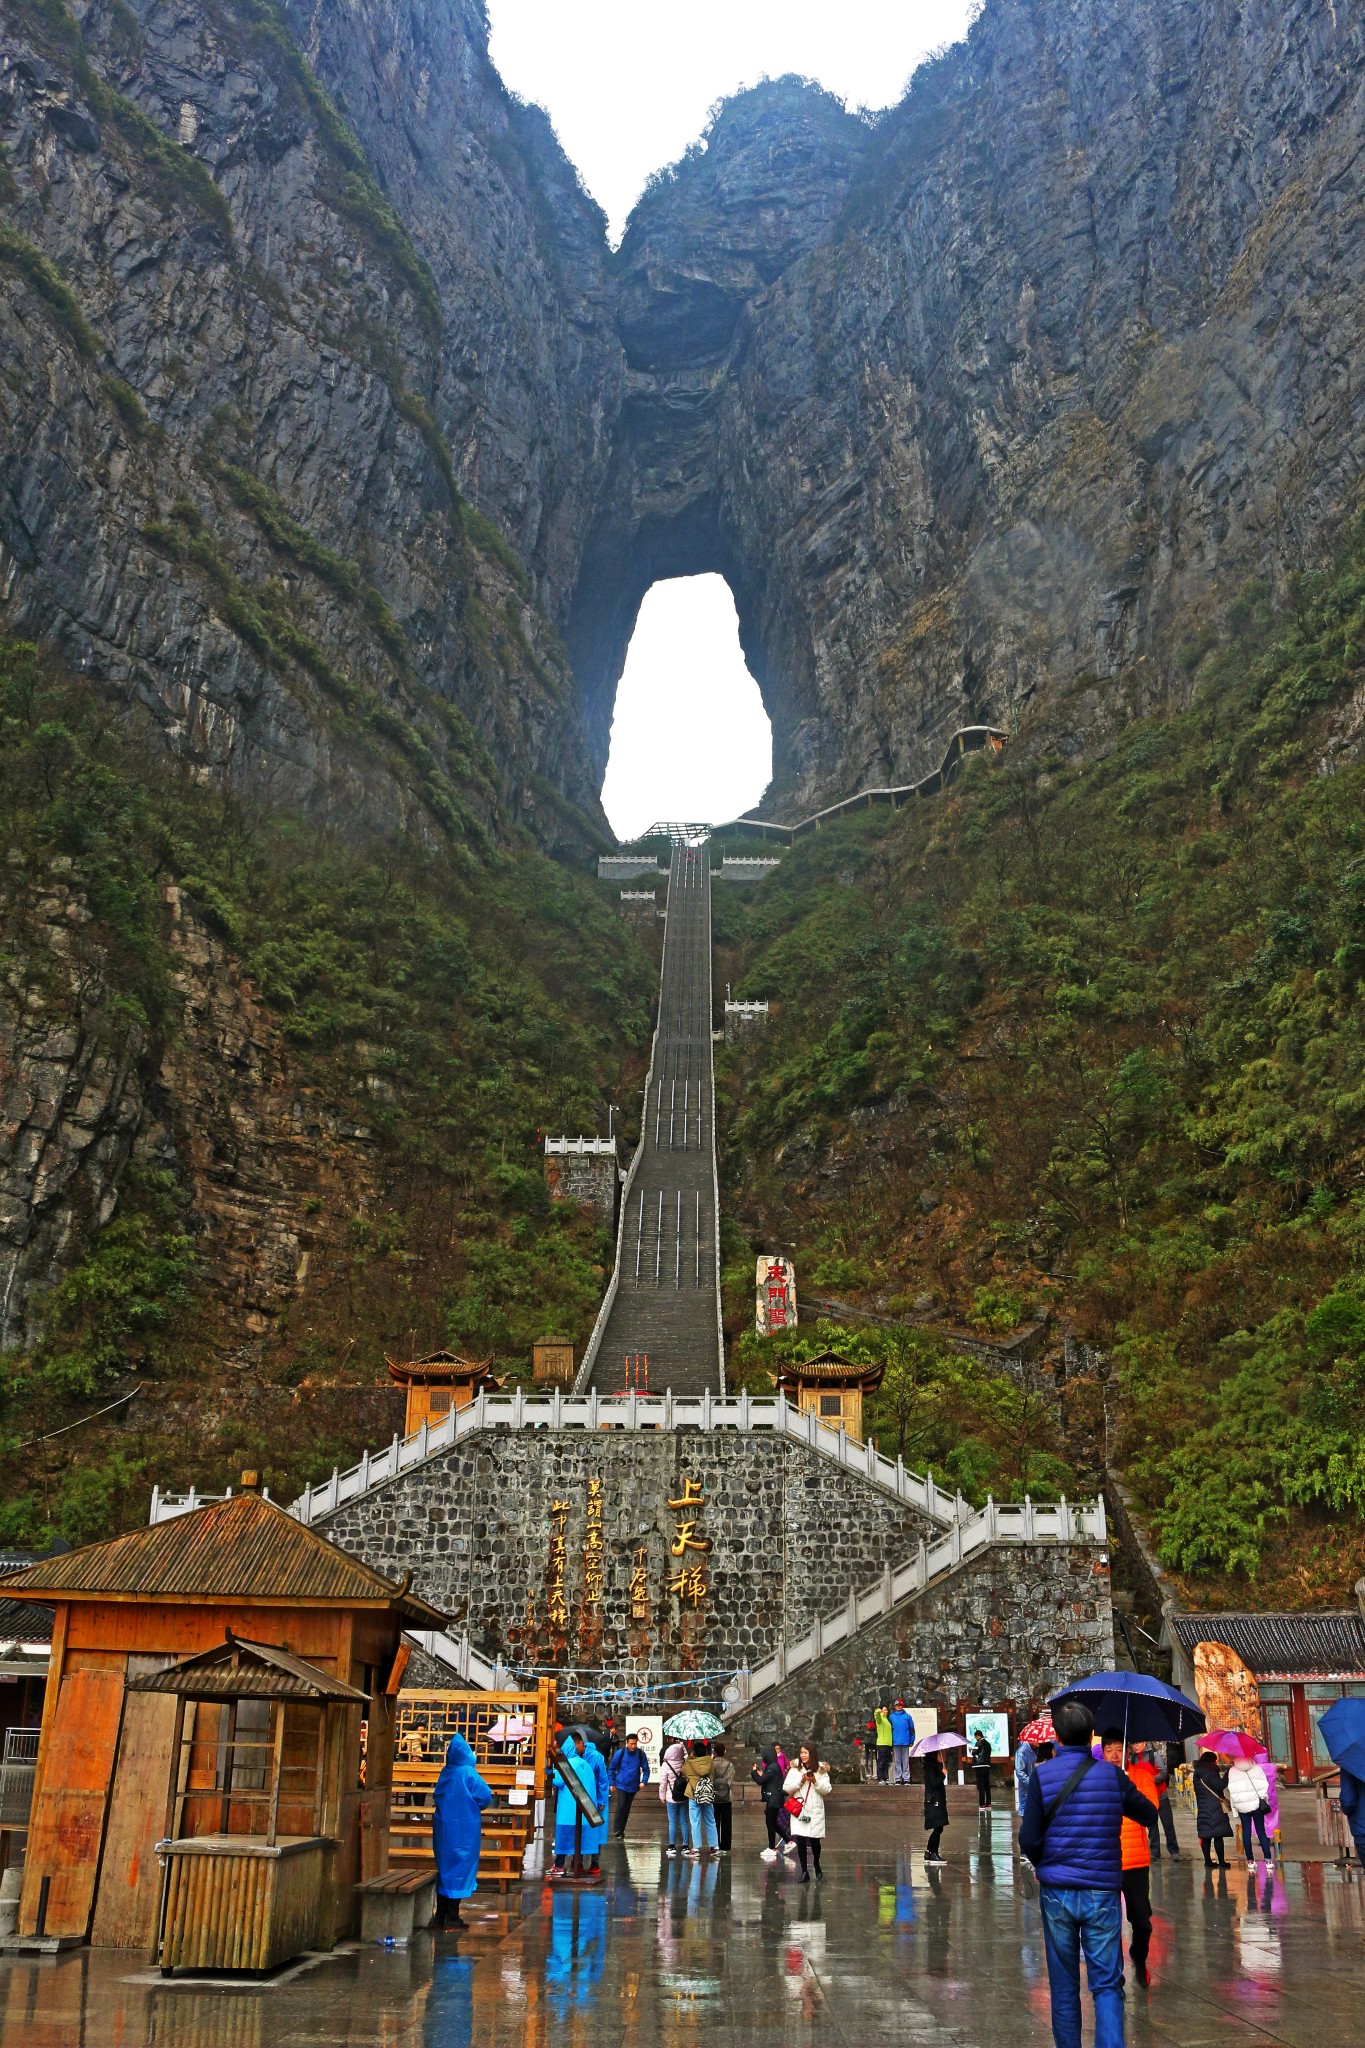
[581,841,723,1394]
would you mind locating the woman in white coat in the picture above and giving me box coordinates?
[1226,1756,1274,1866]
[783,1742,832,1883]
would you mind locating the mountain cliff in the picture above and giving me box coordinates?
[2,0,1365,1541]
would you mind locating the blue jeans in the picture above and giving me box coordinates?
[1038,1886,1125,2048]
[1240,1810,1273,1860]
[689,1799,718,1849]
[667,1800,691,1848]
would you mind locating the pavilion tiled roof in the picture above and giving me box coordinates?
[775,1350,885,1389]
[1168,1610,1365,1677]
[385,1349,497,1385]
[0,1492,447,1628]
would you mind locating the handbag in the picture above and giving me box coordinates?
[783,1795,804,1816]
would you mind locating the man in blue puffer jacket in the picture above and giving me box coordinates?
[1019,1700,1158,2048]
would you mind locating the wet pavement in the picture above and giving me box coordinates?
[4,1797,1362,2046]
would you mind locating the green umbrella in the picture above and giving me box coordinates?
[663,1709,725,1740]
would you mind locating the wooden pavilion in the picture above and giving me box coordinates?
[386,1349,502,1437]
[774,1350,885,1443]
[0,1485,446,1953]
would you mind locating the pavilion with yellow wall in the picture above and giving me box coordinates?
[774,1350,885,1443]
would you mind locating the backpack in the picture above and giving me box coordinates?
[692,1770,715,1806]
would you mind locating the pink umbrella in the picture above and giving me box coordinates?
[911,1732,968,1756]
[1202,1728,1264,1758]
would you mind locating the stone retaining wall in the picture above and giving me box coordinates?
[320,1430,936,1693]
[730,1542,1113,1765]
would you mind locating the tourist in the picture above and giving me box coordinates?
[1193,1749,1232,1871]
[923,1750,949,1865]
[753,1744,789,1860]
[1100,1730,1156,1985]
[1258,1748,1280,1856]
[1018,1697,1157,2048]
[783,1741,831,1883]
[432,1731,492,1926]
[682,1738,719,1858]
[874,1703,893,1784]
[711,1740,735,1852]
[660,1739,692,1859]
[1338,1765,1365,1869]
[552,1733,599,1876]
[1226,1751,1274,1869]
[1015,1735,1037,1818]
[582,1734,610,1874]
[889,1698,916,1785]
[1142,1745,1180,1861]
[607,1731,650,1838]
[971,1728,994,1811]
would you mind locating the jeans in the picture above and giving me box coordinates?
[689,1799,718,1850]
[1038,1885,1126,2048]
[613,1789,636,1837]
[892,1744,911,1785]
[667,1800,691,1849]
[1240,1810,1273,1860]
[876,1747,891,1783]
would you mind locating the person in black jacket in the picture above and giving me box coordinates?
[923,1752,950,1863]
[753,1745,788,1860]
[971,1729,994,1810]
[1193,1749,1232,1870]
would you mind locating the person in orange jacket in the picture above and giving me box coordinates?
[1101,1729,1156,1985]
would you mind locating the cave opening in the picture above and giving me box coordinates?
[599,575,772,841]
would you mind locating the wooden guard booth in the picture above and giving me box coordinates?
[0,1487,446,1952]
[386,1350,501,1437]
[390,1682,557,1891]
[774,1350,885,1443]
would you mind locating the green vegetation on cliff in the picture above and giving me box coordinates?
[716,525,1365,1604]
[0,636,653,1545]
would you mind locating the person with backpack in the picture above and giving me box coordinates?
[607,1731,650,1839]
[660,1739,691,1858]
[753,1744,789,1860]
[682,1738,718,1858]
[1018,1698,1157,2048]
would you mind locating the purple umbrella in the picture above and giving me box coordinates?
[911,1732,967,1756]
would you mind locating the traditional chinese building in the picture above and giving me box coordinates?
[773,1350,885,1443]
[386,1350,501,1437]
[0,1485,445,1950]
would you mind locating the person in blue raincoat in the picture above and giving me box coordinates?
[582,1737,610,1873]
[432,1733,492,1926]
[553,1733,599,1873]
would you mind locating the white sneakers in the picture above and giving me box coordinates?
[760,1847,778,1861]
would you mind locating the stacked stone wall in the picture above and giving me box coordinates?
[730,1543,1113,1765]
[321,1431,936,1694]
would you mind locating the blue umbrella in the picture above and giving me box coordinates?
[1318,1697,1365,1780]
[1048,1670,1206,1747]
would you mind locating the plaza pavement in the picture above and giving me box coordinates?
[3,1787,1360,2046]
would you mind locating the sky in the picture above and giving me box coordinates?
[597,578,773,839]
[486,1,978,832]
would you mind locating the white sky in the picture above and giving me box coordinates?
[486,2,977,831]
[598,577,773,837]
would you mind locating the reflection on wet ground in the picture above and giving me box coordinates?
[4,1805,1363,2046]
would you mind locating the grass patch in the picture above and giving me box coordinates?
[0,220,100,357]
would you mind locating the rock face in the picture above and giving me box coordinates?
[3,0,1364,826]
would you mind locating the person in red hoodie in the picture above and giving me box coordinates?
[1101,1730,1156,1985]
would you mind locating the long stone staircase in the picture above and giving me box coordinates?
[579,840,724,1393]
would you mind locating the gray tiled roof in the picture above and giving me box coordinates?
[1169,1611,1365,1676]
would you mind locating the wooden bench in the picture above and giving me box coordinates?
[355,1865,438,1942]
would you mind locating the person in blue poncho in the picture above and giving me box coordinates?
[431,1733,492,1927]
[582,1737,610,1874]
[553,1733,600,1874]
